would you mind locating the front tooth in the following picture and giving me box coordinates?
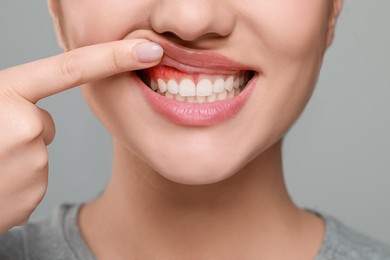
[196,79,213,97]
[167,79,179,94]
[157,79,167,93]
[225,76,234,91]
[213,78,225,93]
[179,79,196,97]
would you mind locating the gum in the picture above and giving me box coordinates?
[143,66,240,84]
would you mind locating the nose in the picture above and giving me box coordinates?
[150,0,235,42]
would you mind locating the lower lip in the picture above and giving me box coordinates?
[133,73,258,126]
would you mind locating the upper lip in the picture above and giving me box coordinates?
[154,40,252,75]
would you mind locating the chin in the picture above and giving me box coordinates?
[157,163,237,185]
[148,148,243,185]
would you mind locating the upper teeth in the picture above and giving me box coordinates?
[151,74,248,103]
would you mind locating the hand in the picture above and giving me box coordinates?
[0,40,163,234]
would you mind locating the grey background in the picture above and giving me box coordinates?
[0,1,389,244]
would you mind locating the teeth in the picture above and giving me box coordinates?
[179,79,196,97]
[217,90,228,101]
[157,79,167,93]
[196,96,206,103]
[196,79,213,97]
[167,79,179,94]
[227,89,235,99]
[151,80,158,91]
[225,76,234,92]
[175,94,185,101]
[165,92,174,99]
[233,78,240,89]
[207,93,217,102]
[239,76,245,87]
[150,72,251,103]
[186,96,196,103]
[213,78,225,93]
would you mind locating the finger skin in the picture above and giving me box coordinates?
[38,108,56,145]
[0,39,162,233]
[0,39,162,103]
[0,137,48,234]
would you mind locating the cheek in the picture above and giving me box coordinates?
[80,76,146,141]
[60,0,151,47]
[228,1,331,154]
[237,0,330,59]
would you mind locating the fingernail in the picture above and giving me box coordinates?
[134,42,163,63]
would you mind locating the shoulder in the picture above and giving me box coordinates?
[316,213,390,260]
[0,226,25,260]
[0,204,84,260]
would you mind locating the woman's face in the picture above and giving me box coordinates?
[50,0,341,185]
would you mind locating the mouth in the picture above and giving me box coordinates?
[136,66,254,103]
[133,40,258,126]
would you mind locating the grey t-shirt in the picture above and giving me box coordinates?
[0,204,389,259]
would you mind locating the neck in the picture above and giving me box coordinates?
[79,139,324,259]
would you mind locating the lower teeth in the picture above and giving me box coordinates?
[158,88,242,103]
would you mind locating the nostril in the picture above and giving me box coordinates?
[160,31,183,43]
[159,31,227,49]
[157,31,201,48]
[161,31,178,39]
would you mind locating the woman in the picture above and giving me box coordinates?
[0,0,389,259]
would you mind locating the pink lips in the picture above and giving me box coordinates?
[134,40,257,126]
[159,41,252,75]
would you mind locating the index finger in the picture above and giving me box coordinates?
[0,40,163,103]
